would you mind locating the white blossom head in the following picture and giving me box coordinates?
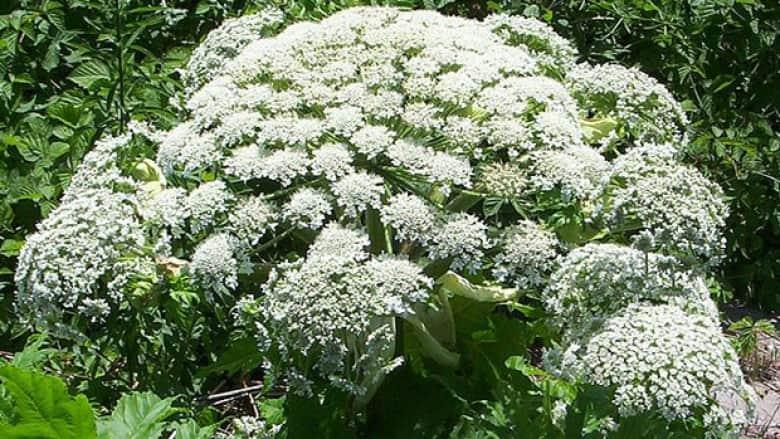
[380,193,436,244]
[187,180,234,235]
[556,304,754,434]
[425,213,490,274]
[282,188,332,230]
[331,172,384,218]
[543,243,718,333]
[189,233,239,295]
[492,220,560,289]
[227,196,277,249]
[15,189,146,328]
[568,63,689,149]
[598,144,728,262]
[251,224,433,396]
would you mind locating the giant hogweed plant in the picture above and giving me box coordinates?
[12,7,756,437]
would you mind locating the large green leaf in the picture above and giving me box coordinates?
[67,60,111,89]
[0,366,97,439]
[97,391,177,439]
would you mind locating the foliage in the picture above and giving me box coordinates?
[97,391,178,439]
[0,365,96,438]
[0,0,273,347]
[0,0,774,437]
[482,0,780,310]
[729,316,777,358]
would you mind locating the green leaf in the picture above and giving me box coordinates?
[0,366,97,439]
[171,419,216,439]
[97,391,177,439]
[68,60,111,89]
[260,397,286,425]
[196,337,262,378]
[0,239,23,257]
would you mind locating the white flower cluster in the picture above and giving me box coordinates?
[189,233,239,295]
[380,193,435,244]
[558,304,753,432]
[543,243,717,333]
[14,8,743,431]
[543,244,753,432]
[15,189,146,327]
[483,14,576,75]
[227,196,277,249]
[492,220,560,289]
[331,172,384,218]
[476,162,527,199]
[525,145,610,202]
[253,224,433,396]
[187,180,234,235]
[568,63,689,148]
[181,8,284,96]
[598,144,728,262]
[425,213,490,273]
[216,415,282,439]
[63,133,136,201]
[282,188,332,230]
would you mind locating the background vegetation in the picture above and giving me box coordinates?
[0,0,777,436]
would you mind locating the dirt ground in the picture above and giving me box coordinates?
[724,305,780,438]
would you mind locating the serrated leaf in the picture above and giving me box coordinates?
[97,391,177,439]
[171,419,216,439]
[0,366,97,439]
[68,60,111,89]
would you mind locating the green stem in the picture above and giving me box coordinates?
[250,228,294,255]
[403,314,460,368]
[437,271,519,302]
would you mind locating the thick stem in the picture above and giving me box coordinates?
[403,314,460,368]
[437,271,519,303]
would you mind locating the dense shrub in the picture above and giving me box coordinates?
[0,0,281,345]
[487,0,780,310]
[10,7,756,436]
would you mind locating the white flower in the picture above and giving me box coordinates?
[307,222,370,261]
[492,220,560,289]
[543,243,718,333]
[157,122,222,173]
[190,233,239,294]
[476,162,527,198]
[248,223,432,396]
[526,145,609,201]
[380,193,435,244]
[555,304,754,431]
[568,63,688,147]
[386,140,471,193]
[426,213,490,273]
[598,144,728,262]
[187,180,234,234]
[182,9,284,96]
[325,105,364,136]
[143,188,189,237]
[331,172,384,218]
[350,125,395,159]
[485,14,577,74]
[310,143,354,181]
[227,197,277,248]
[283,188,332,229]
[15,189,146,327]
[64,133,136,201]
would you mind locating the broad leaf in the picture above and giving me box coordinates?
[0,366,97,439]
[97,391,177,439]
[68,60,111,89]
